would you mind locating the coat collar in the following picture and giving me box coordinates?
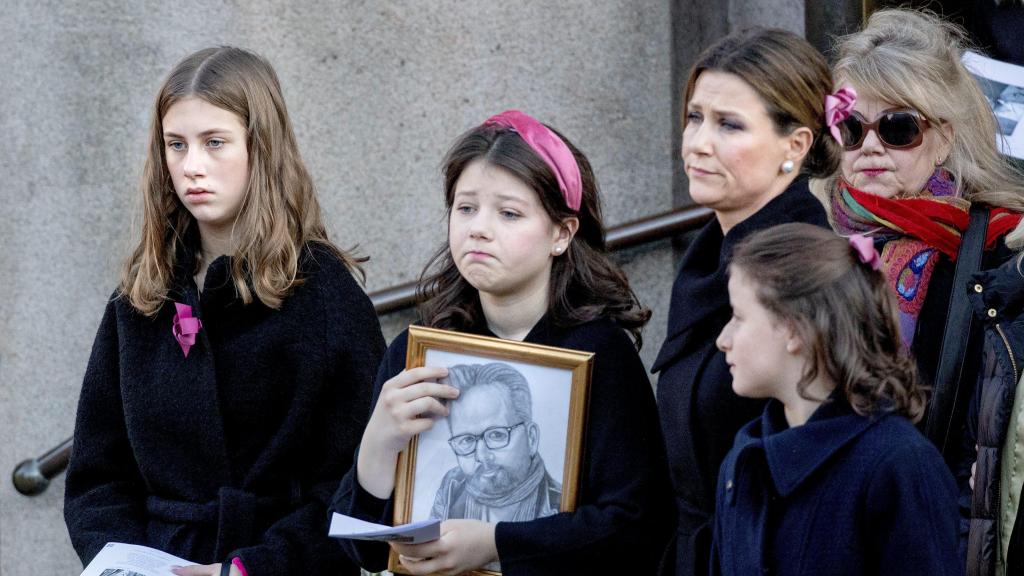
[169,233,251,313]
[652,177,826,372]
[723,396,884,499]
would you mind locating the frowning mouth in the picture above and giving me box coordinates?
[688,167,717,178]
[861,168,888,177]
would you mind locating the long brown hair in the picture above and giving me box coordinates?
[683,27,840,178]
[417,122,650,347]
[120,46,359,315]
[731,223,926,421]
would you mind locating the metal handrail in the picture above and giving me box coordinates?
[12,203,713,496]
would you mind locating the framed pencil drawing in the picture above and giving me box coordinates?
[388,325,594,576]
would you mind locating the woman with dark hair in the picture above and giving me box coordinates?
[650,28,839,576]
[332,110,674,575]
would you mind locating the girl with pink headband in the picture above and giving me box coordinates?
[332,110,675,575]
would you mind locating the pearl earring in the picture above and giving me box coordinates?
[554,247,562,255]
[781,160,795,174]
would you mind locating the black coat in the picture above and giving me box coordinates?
[966,0,1024,66]
[713,398,962,576]
[961,254,1024,576]
[332,316,676,575]
[64,243,385,575]
[651,177,829,576]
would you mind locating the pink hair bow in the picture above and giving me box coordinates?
[483,110,582,211]
[172,302,202,358]
[825,85,858,145]
[848,234,881,271]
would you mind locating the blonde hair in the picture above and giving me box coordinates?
[829,9,1024,245]
[120,46,359,316]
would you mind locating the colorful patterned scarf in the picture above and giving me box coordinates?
[831,169,1021,348]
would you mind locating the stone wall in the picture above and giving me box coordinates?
[0,1,802,573]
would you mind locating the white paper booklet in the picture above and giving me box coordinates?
[79,542,196,576]
[963,50,1024,160]
[329,512,440,544]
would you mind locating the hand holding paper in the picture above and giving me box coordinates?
[328,512,440,544]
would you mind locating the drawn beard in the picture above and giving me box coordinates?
[468,463,519,497]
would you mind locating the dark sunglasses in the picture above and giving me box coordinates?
[838,108,931,151]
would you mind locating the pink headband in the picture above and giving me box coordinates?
[825,85,858,145]
[482,110,582,211]
[848,234,881,271]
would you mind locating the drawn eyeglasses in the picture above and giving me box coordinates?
[448,422,525,456]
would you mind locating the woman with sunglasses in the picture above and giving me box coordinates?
[652,28,838,576]
[823,10,1024,574]
[824,5,1024,450]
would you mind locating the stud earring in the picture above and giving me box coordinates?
[781,160,795,174]
[554,247,562,255]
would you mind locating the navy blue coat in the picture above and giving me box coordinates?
[651,177,829,576]
[332,316,676,575]
[713,398,963,576]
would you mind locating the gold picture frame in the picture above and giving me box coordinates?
[388,325,594,576]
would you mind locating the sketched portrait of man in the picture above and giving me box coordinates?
[431,363,562,523]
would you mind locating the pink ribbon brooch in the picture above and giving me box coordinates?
[848,234,881,271]
[172,302,202,358]
[824,85,858,145]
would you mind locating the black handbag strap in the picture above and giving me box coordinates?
[924,203,989,456]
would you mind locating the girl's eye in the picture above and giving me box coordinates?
[686,111,702,124]
[207,139,225,149]
[720,119,743,131]
[167,141,186,152]
[499,210,521,220]
[455,205,476,215]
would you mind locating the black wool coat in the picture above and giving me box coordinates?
[650,177,829,576]
[65,243,385,576]
[332,316,676,575]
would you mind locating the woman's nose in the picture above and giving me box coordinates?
[682,122,711,158]
[858,127,885,154]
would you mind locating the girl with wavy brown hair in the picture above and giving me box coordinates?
[712,222,960,575]
[332,110,674,575]
[64,46,385,576]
